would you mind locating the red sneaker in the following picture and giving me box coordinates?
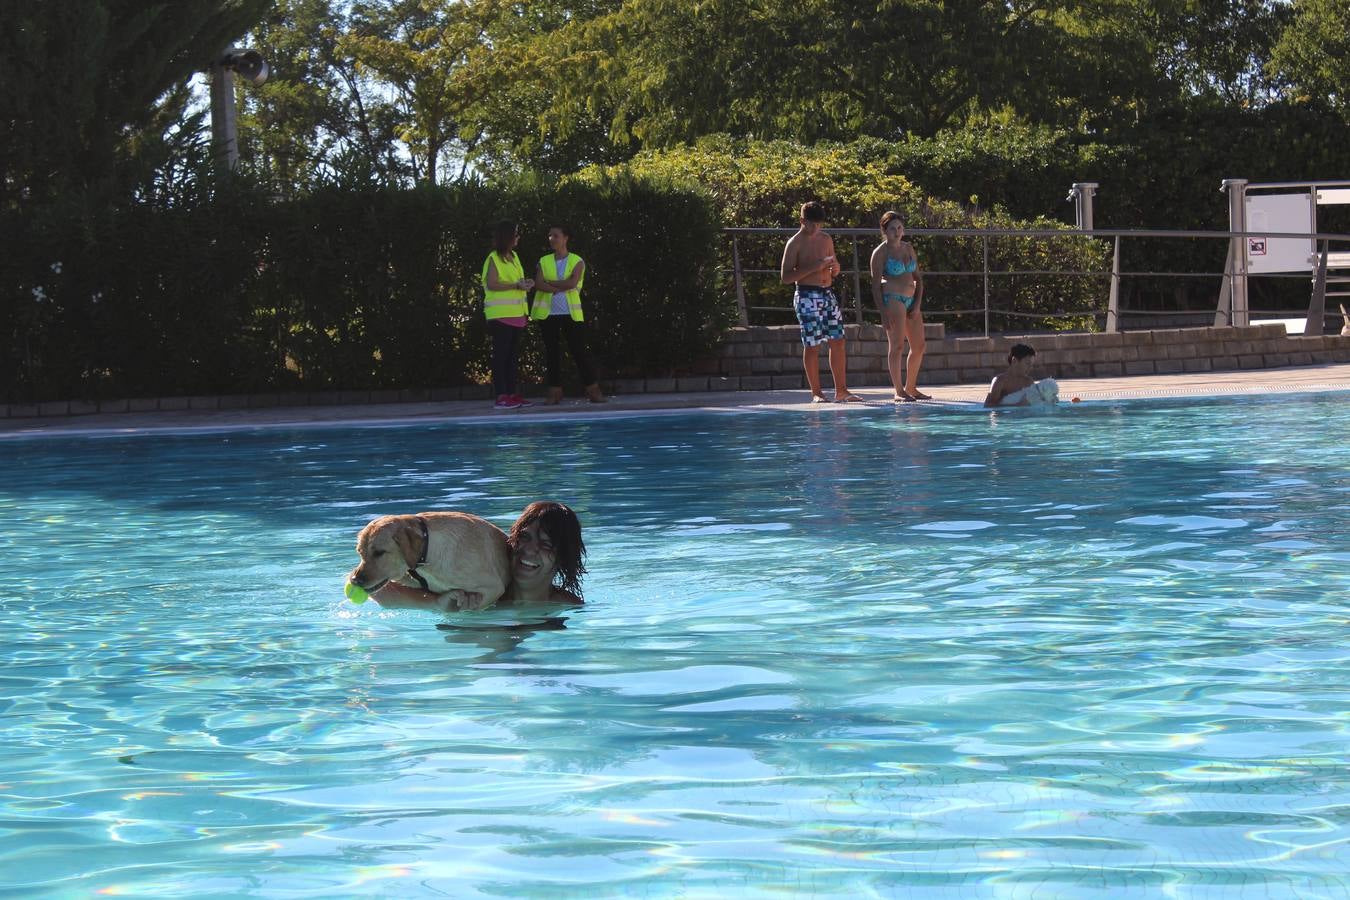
[512,393,533,408]
[494,394,522,410]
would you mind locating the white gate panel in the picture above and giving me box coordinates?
[1245,193,1314,273]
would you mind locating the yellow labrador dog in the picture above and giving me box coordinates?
[349,512,511,610]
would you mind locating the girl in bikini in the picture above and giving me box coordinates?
[869,211,930,401]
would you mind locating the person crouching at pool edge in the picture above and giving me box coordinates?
[364,501,587,611]
[984,343,1039,407]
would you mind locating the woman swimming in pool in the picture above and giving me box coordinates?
[363,501,586,611]
[869,211,930,401]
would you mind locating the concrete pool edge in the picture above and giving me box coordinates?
[3,363,1349,438]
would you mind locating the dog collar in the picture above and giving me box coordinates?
[406,516,431,592]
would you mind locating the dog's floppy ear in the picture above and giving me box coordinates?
[393,520,420,566]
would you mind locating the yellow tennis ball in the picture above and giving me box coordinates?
[345,582,370,605]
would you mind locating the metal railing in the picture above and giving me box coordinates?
[726,226,1350,336]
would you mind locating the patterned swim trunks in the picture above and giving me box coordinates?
[793,286,844,347]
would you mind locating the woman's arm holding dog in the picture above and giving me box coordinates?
[370,583,485,611]
[369,582,441,610]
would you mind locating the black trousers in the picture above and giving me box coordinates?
[488,320,522,396]
[540,315,597,387]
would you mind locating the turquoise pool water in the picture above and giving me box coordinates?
[2,395,1348,898]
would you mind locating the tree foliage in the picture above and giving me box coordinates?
[538,0,1298,148]
[235,0,404,192]
[1269,0,1350,119]
[225,1,1348,200]
[0,0,268,206]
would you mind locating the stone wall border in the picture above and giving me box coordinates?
[6,324,1350,418]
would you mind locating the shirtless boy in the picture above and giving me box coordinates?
[780,201,861,403]
[984,343,1038,407]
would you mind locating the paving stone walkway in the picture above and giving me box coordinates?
[3,364,1347,438]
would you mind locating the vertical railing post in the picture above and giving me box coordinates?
[1306,239,1329,336]
[1215,242,1233,327]
[1106,236,1121,333]
[982,234,990,337]
[1222,178,1249,327]
[851,235,864,325]
[1068,182,1098,232]
[732,234,749,326]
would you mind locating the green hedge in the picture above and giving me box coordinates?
[1,176,725,402]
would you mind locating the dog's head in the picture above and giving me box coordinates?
[349,515,422,591]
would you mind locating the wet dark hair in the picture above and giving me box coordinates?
[492,220,518,255]
[508,501,587,598]
[879,210,904,232]
[1009,343,1036,362]
[800,201,826,222]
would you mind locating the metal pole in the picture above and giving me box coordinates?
[1215,243,1233,327]
[1069,182,1098,232]
[210,55,239,170]
[982,235,990,337]
[732,235,748,326]
[1307,239,1329,336]
[1310,183,1320,249]
[851,236,863,325]
[1106,235,1121,333]
[1222,178,1249,326]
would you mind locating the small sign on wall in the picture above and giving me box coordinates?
[1248,237,1267,256]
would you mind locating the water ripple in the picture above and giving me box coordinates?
[1,393,1348,896]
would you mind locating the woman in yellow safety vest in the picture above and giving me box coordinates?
[482,220,534,409]
[531,224,606,404]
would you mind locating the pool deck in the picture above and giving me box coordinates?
[4,363,1349,437]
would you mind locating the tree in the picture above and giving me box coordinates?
[337,0,503,184]
[1269,0,1350,119]
[538,0,1165,149]
[236,0,410,195]
[448,0,629,178]
[0,0,270,206]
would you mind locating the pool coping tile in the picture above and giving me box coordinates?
[3,363,1349,438]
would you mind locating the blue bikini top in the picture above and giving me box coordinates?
[885,255,916,276]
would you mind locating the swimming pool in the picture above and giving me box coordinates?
[3,394,1347,898]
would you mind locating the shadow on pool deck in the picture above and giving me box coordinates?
[4,363,1350,438]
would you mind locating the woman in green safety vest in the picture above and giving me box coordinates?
[482,220,534,410]
[531,224,606,404]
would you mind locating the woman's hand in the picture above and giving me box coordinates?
[517,278,535,291]
[437,589,487,611]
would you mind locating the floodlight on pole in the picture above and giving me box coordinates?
[210,47,269,171]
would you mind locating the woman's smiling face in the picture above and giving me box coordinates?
[511,521,557,589]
